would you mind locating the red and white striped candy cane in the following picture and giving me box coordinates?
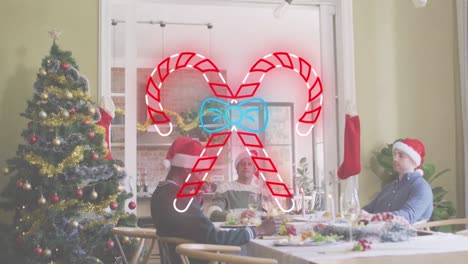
[145,52,323,213]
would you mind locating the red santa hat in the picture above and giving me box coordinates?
[163,137,204,169]
[393,138,426,175]
[235,150,259,177]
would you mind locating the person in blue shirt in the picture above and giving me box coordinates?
[151,137,281,264]
[362,138,433,224]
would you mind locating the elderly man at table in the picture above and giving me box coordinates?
[151,137,281,264]
[362,138,433,224]
[206,150,263,222]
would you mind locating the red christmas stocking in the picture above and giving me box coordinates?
[338,114,361,179]
[96,107,113,160]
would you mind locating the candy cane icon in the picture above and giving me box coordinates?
[145,52,323,213]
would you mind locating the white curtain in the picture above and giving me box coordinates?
[456,0,468,217]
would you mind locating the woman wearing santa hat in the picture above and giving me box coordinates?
[362,138,433,224]
[150,137,281,264]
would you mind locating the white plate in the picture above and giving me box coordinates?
[273,239,339,247]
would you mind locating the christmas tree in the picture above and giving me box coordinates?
[0,38,138,263]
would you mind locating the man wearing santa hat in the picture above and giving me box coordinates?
[207,150,262,222]
[151,137,281,264]
[362,138,433,224]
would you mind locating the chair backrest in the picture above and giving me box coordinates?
[111,227,159,264]
[176,243,278,264]
[158,236,194,264]
[413,218,468,231]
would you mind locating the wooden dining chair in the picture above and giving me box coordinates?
[176,243,278,264]
[157,236,195,264]
[412,218,468,235]
[111,226,159,264]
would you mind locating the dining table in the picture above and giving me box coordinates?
[245,232,468,264]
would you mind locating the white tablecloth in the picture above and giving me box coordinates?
[245,233,468,264]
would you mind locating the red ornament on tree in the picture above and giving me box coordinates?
[51,193,60,203]
[34,246,43,256]
[128,201,136,210]
[30,135,38,143]
[61,63,69,69]
[106,239,114,249]
[88,131,95,139]
[69,107,77,114]
[75,188,83,198]
[110,201,118,210]
[16,180,24,188]
[91,152,99,160]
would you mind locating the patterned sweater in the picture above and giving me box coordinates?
[151,180,255,264]
[207,180,261,222]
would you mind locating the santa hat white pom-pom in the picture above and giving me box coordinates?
[415,169,424,175]
[163,159,171,168]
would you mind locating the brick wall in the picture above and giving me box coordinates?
[110,67,229,191]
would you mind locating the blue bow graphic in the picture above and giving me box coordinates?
[199,98,269,133]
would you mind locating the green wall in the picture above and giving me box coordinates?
[0,0,99,223]
[354,0,464,216]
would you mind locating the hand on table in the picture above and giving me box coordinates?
[241,209,257,219]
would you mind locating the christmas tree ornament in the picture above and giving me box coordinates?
[114,165,123,173]
[91,152,99,160]
[35,246,43,256]
[40,92,49,100]
[71,220,79,228]
[61,63,69,69]
[30,134,38,143]
[16,180,24,188]
[38,195,46,206]
[40,68,47,76]
[109,201,118,210]
[51,193,60,203]
[75,187,83,198]
[83,119,92,126]
[43,248,52,258]
[52,138,61,146]
[87,106,96,115]
[90,189,98,200]
[61,110,70,118]
[88,131,95,139]
[128,201,136,210]
[65,91,73,99]
[122,236,130,244]
[23,181,32,190]
[3,167,9,175]
[117,184,125,192]
[102,140,108,148]
[106,239,114,249]
[69,107,77,114]
[39,110,48,119]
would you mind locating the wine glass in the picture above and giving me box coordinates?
[340,188,360,241]
[248,193,260,214]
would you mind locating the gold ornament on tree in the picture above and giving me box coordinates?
[3,167,9,175]
[39,68,47,76]
[52,137,61,146]
[38,195,46,206]
[61,110,70,118]
[65,91,73,99]
[71,220,79,228]
[40,92,49,100]
[39,110,48,119]
[90,189,98,200]
[87,106,96,115]
[43,248,52,258]
[23,181,32,190]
